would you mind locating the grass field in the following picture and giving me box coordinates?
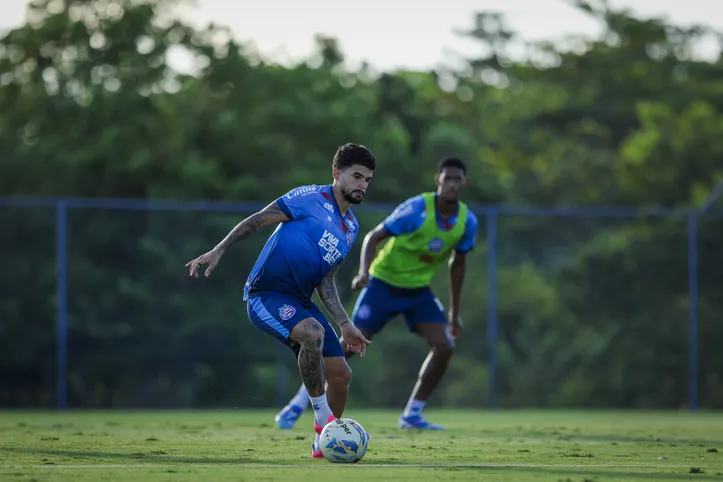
[0,409,721,481]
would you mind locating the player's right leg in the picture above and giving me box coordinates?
[274,277,398,430]
[287,318,338,425]
[247,295,335,430]
[398,290,452,430]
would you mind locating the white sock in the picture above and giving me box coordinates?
[313,432,321,451]
[403,398,426,417]
[309,394,334,426]
[290,384,310,409]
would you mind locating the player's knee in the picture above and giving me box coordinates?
[291,318,325,349]
[431,338,455,357]
[327,363,352,389]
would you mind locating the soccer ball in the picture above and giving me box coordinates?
[319,417,369,463]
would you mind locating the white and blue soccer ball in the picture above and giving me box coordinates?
[319,417,369,463]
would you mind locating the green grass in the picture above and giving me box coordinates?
[0,409,721,481]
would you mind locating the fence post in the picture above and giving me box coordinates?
[55,200,69,411]
[688,214,699,412]
[486,211,499,409]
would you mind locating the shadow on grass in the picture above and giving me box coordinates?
[521,431,723,447]
[405,465,711,480]
[2,447,270,465]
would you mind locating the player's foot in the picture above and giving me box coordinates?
[275,404,304,430]
[314,414,337,434]
[398,414,445,430]
[311,433,324,459]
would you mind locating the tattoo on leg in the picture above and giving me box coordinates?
[297,319,325,396]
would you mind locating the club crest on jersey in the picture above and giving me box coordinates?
[345,219,355,231]
[278,304,296,321]
[428,237,444,253]
[346,230,354,246]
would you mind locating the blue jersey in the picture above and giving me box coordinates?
[382,194,478,253]
[243,184,360,304]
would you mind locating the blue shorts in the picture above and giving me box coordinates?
[351,277,446,334]
[246,292,344,358]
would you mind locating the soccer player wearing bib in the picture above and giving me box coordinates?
[276,157,478,431]
[186,143,376,457]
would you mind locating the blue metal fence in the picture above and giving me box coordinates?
[2,194,721,412]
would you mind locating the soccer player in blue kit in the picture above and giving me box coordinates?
[275,157,478,431]
[185,143,376,458]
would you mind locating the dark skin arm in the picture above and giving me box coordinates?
[185,200,289,277]
[448,250,467,339]
[351,224,390,290]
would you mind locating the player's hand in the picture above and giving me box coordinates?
[340,322,371,357]
[449,313,463,340]
[185,247,224,278]
[351,272,370,291]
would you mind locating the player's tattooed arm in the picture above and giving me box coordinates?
[316,264,351,328]
[187,200,290,278]
[214,201,290,252]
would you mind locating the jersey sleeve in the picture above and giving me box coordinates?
[382,196,426,236]
[275,185,319,220]
[455,211,479,253]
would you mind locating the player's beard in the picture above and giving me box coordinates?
[342,187,365,204]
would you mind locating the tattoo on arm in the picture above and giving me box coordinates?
[316,265,350,327]
[295,318,325,396]
[215,201,289,252]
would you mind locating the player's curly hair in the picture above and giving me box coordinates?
[333,143,377,171]
[437,156,467,175]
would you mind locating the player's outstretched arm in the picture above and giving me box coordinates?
[214,201,289,252]
[317,265,371,356]
[185,200,290,278]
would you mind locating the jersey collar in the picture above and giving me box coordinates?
[321,184,350,219]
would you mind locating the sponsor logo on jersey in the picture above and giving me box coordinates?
[319,230,343,264]
[285,185,317,199]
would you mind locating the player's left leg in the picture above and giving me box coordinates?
[399,292,453,430]
[323,356,352,418]
[301,304,359,458]
[275,277,397,430]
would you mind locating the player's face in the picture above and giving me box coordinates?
[436,167,467,202]
[335,165,374,204]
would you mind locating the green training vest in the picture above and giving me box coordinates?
[369,192,468,288]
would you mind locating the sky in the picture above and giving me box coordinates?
[1,0,721,72]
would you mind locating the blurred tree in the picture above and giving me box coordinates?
[0,0,721,409]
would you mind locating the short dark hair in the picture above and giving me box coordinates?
[333,143,376,171]
[438,156,467,175]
